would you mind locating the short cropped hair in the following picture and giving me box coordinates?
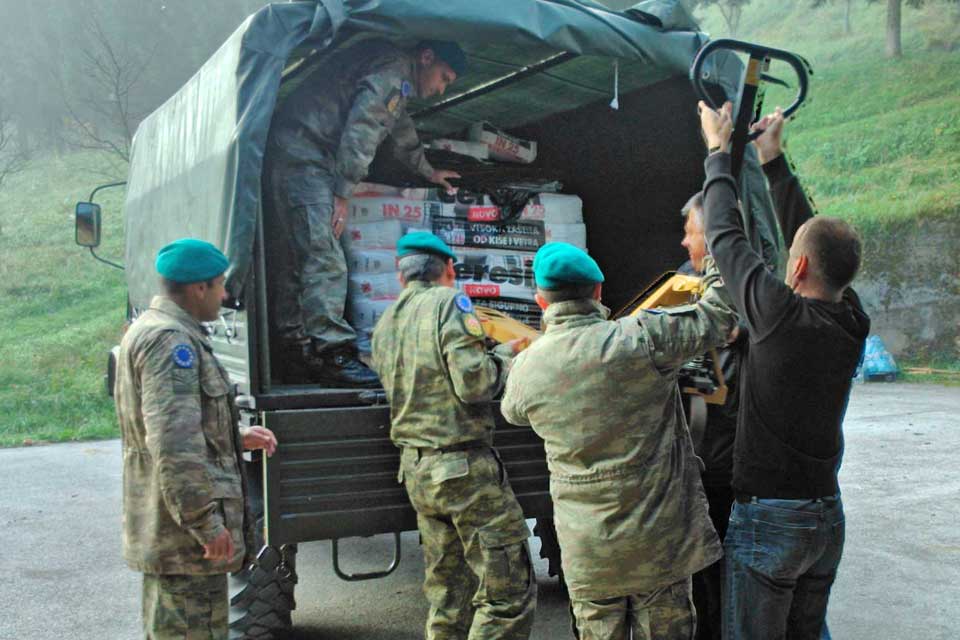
[800,217,862,291]
[399,254,449,283]
[681,192,703,222]
[537,283,597,304]
[160,276,214,296]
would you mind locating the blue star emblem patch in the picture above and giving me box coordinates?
[401,80,412,97]
[172,344,196,369]
[454,293,474,313]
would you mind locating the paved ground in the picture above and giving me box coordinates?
[2,382,958,639]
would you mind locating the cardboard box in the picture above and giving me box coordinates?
[348,272,402,301]
[425,190,583,224]
[343,220,419,250]
[454,249,536,301]
[432,219,545,251]
[345,248,397,275]
[427,138,490,161]
[468,121,538,164]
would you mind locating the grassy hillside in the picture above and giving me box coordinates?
[696,1,960,230]
[2,1,958,446]
[0,154,127,446]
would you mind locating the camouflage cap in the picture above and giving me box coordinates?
[397,231,457,261]
[155,238,229,283]
[417,40,468,77]
[533,242,604,289]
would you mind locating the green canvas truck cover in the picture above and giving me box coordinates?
[122,0,763,308]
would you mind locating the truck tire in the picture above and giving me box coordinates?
[229,534,298,640]
[533,517,563,580]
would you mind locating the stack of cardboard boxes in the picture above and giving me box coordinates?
[345,125,589,355]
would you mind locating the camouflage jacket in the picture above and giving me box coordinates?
[266,39,433,200]
[501,259,737,600]
[115,296,248,575]
[371,282,512,450]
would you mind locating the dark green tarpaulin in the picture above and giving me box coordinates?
[123,0,753,305]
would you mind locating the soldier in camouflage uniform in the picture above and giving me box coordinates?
[371,232,537,640]
[115,239,277,639]
[501,242,738,640]
[263,38,465,386]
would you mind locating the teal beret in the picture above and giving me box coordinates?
[418,40,468,77]
[397,231,457,261]
[533,242,604,289]
[155,238,229,283]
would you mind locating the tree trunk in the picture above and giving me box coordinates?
[844,0,853,35]
[886,0,903,58]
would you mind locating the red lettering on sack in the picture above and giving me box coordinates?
[464,284,500,297]
[467,206,500,222]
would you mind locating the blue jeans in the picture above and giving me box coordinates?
[723,495,844,640]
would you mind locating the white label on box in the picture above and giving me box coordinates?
[426,190,583,224]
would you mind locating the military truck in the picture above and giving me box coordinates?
[74,1,783,637]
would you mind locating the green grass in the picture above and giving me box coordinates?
[0,152,128,446]
[697,1,960,230]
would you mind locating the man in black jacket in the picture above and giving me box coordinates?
[698,102,870,640]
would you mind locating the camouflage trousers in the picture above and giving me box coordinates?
[142,573,227,640]
[400,446,537,640]
[263,165,356,352]
[570,577,696,640]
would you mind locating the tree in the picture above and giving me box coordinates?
[811,0,857,35]
[59,15,155,169]
[868,0,959,58]
[690,0,753,35]
[0,91,30,194]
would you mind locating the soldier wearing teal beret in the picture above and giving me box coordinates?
[155,238,229,283]
[506,244,738,639]
[116,238,278,639]
[397,230,459,261]
[371,231,537,638]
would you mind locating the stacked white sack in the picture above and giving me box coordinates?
[454,248,536,302]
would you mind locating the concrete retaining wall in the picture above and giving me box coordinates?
[854,217,959,361]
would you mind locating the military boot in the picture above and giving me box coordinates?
[304,344,380,388]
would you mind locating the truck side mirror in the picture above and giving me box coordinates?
[76,201,102,248]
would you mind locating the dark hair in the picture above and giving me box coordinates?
[681,191,703,219]
[537,283,597,304]
[398,253,449,283]
[415,40,467,76]
[160,276,215,295]
[801,217,862,291]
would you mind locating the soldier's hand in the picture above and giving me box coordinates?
[429,169,460,194]
[332,196,349,239]
[698,100,733,153]
[506,337,530,355]
[203,529,235,563]
[750,106,785,164]
[240,426,278,457]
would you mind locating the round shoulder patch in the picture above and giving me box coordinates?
[463,314,485,338]
[454,293,474,313]
[401,80,412,97]
[172,344,196,369]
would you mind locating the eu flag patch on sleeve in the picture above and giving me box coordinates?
[172,344,196,369]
